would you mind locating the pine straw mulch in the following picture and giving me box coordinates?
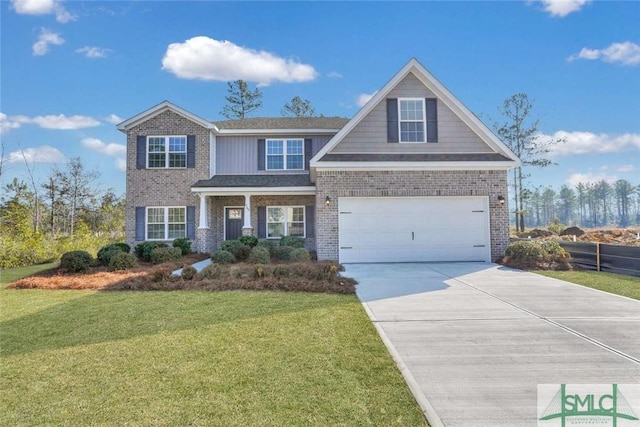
[6,254,357,295]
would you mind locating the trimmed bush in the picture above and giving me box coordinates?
[211,249,236,264]
[503,240,570,269]
[113,243,131,253]
[273,264,290,278]
[108,252,137,271]
[134,242,168,262]
[151,268,171,283]
[220,240,252,262]
[181,265,197,280]
[238,235,259,247]
[289,248,311,262]
[280,236,305,248]
[256,239,276,254]
[150,247,182,265]
[248,246,270,264]
[97,243,128,266]
[60,250,94,273]
[172,238,192,255]
[273,245,294,261]
[199,263,222,279]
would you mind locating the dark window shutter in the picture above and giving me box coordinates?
[187,135,196,168]
[257,139,266,171]
[136,136,146,169]
[304,138,312,170]
[305,205,315,238]
[426,98,438,143]
[386,99,399,143]
[257,206,266,238]
[186,206,196,239]
[135,207,145,240]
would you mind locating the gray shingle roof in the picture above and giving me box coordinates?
[319,153,513,162]
[213,117,349,130]
[192,174,313,188]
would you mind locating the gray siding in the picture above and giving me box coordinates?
[216,135,333,174]
[332,73,493,154]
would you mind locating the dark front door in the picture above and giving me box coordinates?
[225,207,244,240]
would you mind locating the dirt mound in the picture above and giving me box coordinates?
[560,226,585,237]
[528,229,554,238]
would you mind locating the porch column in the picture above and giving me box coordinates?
[242,193,253,236]
[198,193,209,229]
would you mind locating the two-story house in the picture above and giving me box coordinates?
[118,59,520,263]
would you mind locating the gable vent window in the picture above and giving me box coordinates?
[399,98,426,143]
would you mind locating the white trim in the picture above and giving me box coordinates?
[266,205,306,239]
[117,101,216,132]
[191,186,316,196]
[210,131,216,177]
[310,58,521,167]
[223,206,244,241]
[145,206,186,241]
[312,161,516,170]
[146,135,187,169]
[398,97,426,143]
[217,128,341,135]
[197,194,209,230]
[266,138,304,171]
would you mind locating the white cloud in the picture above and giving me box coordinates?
[161,37,317,85]
[567,172,617,188]
[81,138,126,156]
[356,91,377,107]
[0,113,22,134]
[327,71,343,78]
[76,46,110,59]
[538,131,640,157]
[32,28,64,56]
[105,114,123,125]
[115,158,126,171]
[12,114,101,129]
[616,164,636,173]
[568,42,640,66]
[11,0,75,23]
[537,0,589,17]
[7,145,65,164]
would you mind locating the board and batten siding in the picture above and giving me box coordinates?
[216,135,334,174]
[331,73,493,154]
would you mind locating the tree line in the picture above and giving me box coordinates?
[0,156,124,268]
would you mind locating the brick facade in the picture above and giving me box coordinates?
[125,110,210,249]
[314,170,510,261]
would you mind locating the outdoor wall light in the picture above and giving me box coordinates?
[325,196,331,206]
[497,195,505,205]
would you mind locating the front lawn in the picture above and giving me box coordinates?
[536,270,640,301]
[1,284,427,426]
[0,262,58,287]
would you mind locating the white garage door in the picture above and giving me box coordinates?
[338,197,491,263]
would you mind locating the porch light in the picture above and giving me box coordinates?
[325,196,331,206]
[497,195,505,206]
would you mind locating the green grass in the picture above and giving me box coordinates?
[1,275,427,426]
[536,270,640,300]
[0,262,58,287]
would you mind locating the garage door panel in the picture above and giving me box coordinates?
[338,197,490,263]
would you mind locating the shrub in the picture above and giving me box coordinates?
[199,263,222,279]
[108,252,137,271]
[97,243,129,266]
[289,248,311,262]
[273,264,290,278]
[181,264,197,280]
[254,265,266,279]
[60,250,94,273]
[280,236,305,248]
[150,247,182,265]
[151,268,171,282]
[503,240,570,269]
[219,240,252,262]
[172,238,192,255]
[273,245,294,261]
[238,235,259,247]
[211,249,236,264]
[547,219,565,235]
[134,241,168,262]
[248,246,270,264]
[256,239,276,254]
[113,243,131,253]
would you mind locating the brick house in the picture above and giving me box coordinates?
[118,58,520,263]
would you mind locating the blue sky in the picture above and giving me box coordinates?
[2,0,639,196]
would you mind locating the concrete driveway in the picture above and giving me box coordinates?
[346,263,640,427]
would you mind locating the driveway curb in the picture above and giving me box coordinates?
[360,302,445,427]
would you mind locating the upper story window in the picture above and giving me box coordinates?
[399,98,426,143]
[147,136,186,168]
[266,139,304,170]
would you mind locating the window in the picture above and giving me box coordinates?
[267,206,305,238]
[399,98,426,143]
[146,207,186,240]
[147,136,186,168]
[266,139,304,170]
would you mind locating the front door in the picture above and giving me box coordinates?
[225,207,244,241]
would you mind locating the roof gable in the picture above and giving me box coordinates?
[311,58,520,166]
[117,101,216,132]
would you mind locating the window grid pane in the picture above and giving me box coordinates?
[148,153,165,168]
[168,224,186,239]
[267,223,285,238]
[147,208,164,223]
[147,224,165,240]
[168,137,186,153]
[168,208,185,223]
[169,153,186,168]
[148,137,165,152]
[286,155,303,170]
[267,140,283,154]
[267,155,284,170]
[287,223,304,237]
